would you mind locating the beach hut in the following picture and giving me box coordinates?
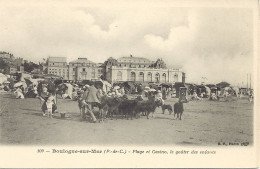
[0,73,7,84]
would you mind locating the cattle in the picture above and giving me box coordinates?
[174,101,184,120]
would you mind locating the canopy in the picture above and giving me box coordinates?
[14,81,27,88]
[145,86,150,90]
[160,83,173,87]
[93,80,103,89]
[102,80,111,93]
[63,83,73,99]
[0,73,7,84]
[24,78,38,86]
[114,86,120,90]
[2,80,10,84]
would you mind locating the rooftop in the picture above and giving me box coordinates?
[70,58,95,65]
[48,57,67,63]
[117,55,153,64]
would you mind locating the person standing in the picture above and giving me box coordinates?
[162,87,167,100]
[82,82,101,123]
[40,87,49,116]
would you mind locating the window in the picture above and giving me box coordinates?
[147,72,152,82]
[117,71,122,81]
[82,68,86,71]
[138,72,144,82]
[73,68,76,71]
[174,73,178,82]
[130,72,136,81]
[155,73,160,83]
[162,73,167,83]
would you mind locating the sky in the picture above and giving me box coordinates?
[0,1,256,86]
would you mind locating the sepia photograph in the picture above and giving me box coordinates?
[0,0,259,168]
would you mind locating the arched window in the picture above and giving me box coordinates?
[117,71,122,81]
[162,73,167,83]
[138,72,144,82]
[174,73,178,82]
[155,73,160,83]
[130,72,136,81]
[147,72,152,82]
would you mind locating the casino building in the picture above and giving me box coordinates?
[105,55,185,84]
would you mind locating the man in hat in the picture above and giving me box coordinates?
[82,82,101,123]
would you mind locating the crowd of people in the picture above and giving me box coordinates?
[0,77,254,122]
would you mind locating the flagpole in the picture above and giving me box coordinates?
[247,74,248,90]
[250,73,251,89]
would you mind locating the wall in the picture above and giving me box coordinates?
[110,66,183,83]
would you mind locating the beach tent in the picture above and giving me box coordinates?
[0,73,7,84]
[14,81,27,88]
[204,86,211,96]
[102,80,112,93]
[62,83,73,99]
[24,78,38,87]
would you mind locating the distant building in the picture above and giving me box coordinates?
[1,55,24,75]
[47,56,68,79]
[5,65,18,74]
[96,63,106,80]
[45,55,185,83]
[68,58,101,81]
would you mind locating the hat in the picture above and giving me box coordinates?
[43,87,47,92]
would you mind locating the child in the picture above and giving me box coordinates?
[46,96,53,118]
[43,92,56,118]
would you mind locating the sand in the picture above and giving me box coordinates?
[0,92,253,146]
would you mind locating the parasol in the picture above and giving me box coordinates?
[14,82,23,87]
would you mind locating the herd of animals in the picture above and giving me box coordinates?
[78,94,184,123]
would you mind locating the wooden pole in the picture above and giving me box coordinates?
[250,73,251,89]
[247,74,248,89]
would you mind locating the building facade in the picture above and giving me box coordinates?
[46,55,185,83]
[47,57,68,79]
[105,55,184,84]
[108,66,183,83]
[68,58,99,81]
